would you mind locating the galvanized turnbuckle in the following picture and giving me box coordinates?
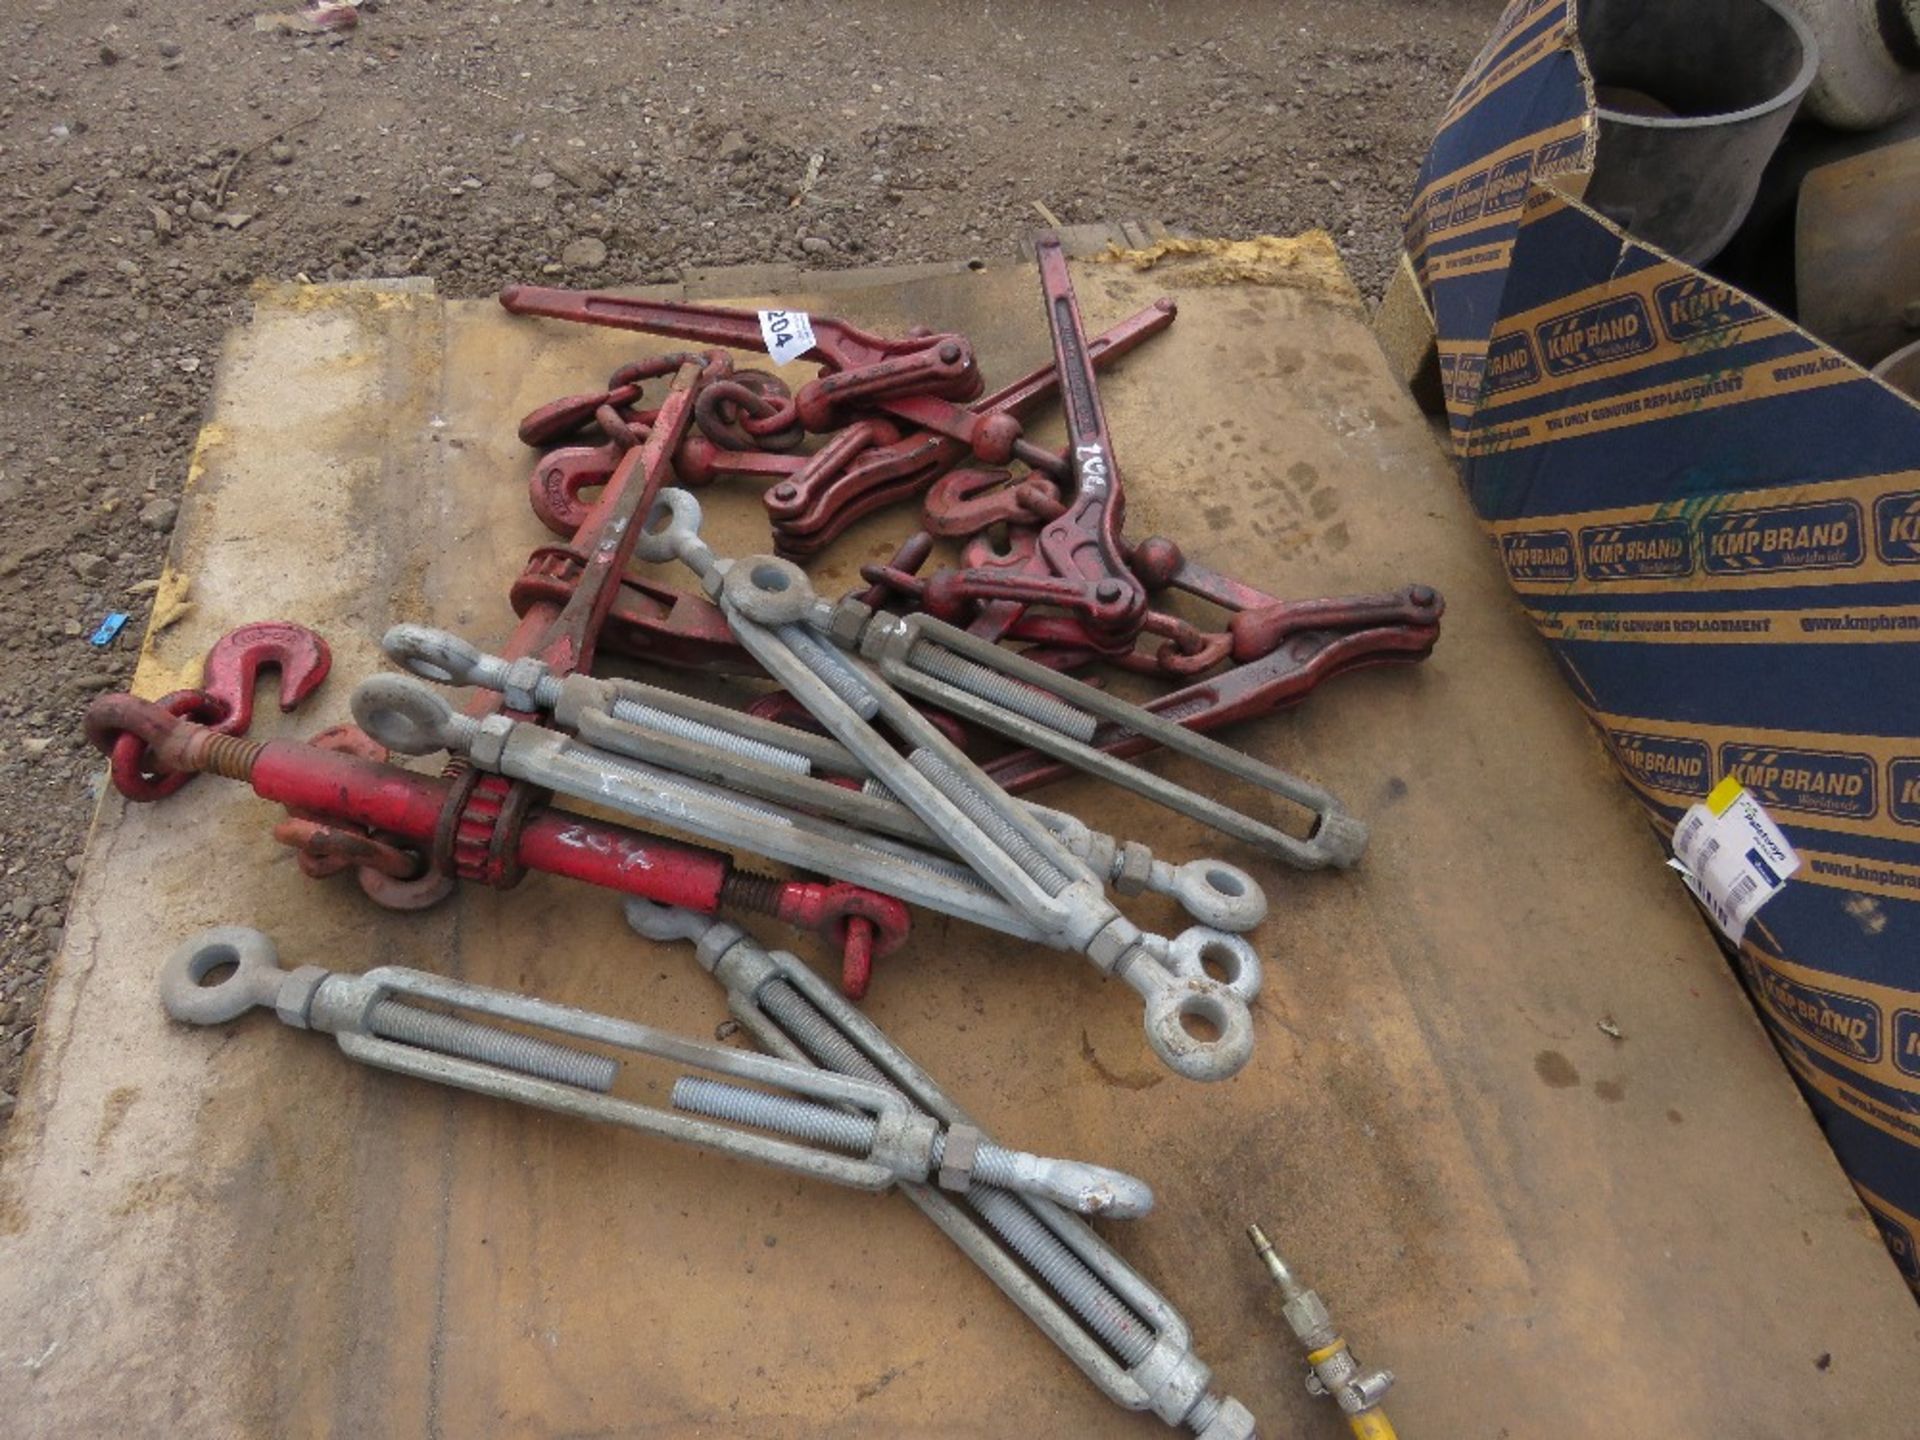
[628,902,1258,1440]
[159,925,1152,1218]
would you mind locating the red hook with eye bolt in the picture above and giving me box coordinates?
[108,620,332,802]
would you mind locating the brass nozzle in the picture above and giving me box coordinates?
[1248,1221,1397,1432]
[1246,1222,1301,1299]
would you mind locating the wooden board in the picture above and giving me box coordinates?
[2,254,1916,1438]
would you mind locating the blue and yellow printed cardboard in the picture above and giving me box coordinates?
[1407,0,1920,1293]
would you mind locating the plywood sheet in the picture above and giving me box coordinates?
[2,259,1915,1438]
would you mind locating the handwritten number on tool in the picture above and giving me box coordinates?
[757,309,817,366]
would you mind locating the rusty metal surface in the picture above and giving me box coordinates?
[1797,134,1920,367]
[2,266,1917,1437]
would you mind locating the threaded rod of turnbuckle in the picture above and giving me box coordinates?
[906,641,1099,741]
[367,998,618,1091]
[672,1076,1076,1196]
[743,976,1158,1366]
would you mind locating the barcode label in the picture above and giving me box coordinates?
[1668,779,1799,942]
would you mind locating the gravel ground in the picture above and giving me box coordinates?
[0,0,1504,1119]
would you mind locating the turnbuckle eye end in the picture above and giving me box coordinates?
[631,488,708,568]
[159,926,289,1026]
[383,623,485,686]
[350,675,464,757]
[1143,981,1255,1083]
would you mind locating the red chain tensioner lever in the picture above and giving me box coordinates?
[498,288,1176,566]
[768,298,1177,559]
[907,235,1151,652]
[516,301,1181,672]
[107,620,332,801]
[495,287,1073,473]
[422,355,718,915]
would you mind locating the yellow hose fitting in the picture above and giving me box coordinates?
[1246,1223,1397,1434]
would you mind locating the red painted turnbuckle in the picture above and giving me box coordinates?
[87,694,911,960]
